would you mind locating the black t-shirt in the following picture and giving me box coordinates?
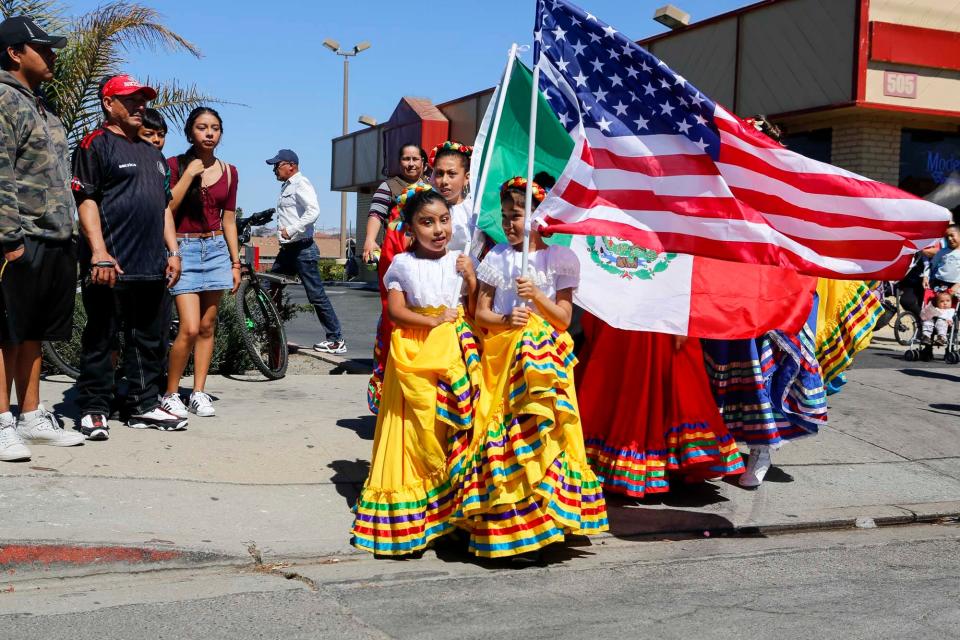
[71,127,170,280]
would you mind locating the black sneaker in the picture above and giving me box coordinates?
[127,407,187,431]
[79,413,110,441]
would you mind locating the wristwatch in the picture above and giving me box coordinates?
[168,250,182,258]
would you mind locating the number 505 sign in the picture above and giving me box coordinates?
[883,71,918,99]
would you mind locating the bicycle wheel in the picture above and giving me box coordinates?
[41,286,85,379]
[893,310,918,346]
[235,280,288,379]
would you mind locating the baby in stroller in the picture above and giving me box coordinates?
[920,290,956,346]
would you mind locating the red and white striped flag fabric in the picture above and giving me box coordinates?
[533,0,951,280]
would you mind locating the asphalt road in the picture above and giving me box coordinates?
[4,524,958,639]
[283,284,379,363]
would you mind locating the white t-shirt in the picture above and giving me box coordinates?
[476,244,580,315]
[383,250,464,309]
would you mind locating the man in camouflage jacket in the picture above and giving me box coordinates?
[0,16,84,461]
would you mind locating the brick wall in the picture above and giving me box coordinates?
[830,116,902,185]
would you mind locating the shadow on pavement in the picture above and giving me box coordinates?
[52,385,80,423]
[900,369,960,383]
[336,415,376,440]
[327,459,369,509]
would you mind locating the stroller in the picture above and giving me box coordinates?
[903,288,960,364]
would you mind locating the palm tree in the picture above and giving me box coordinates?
[1,0,221,145]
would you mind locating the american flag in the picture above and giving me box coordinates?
[533,0,950,280]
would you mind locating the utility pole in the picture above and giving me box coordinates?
[324,38,371,259]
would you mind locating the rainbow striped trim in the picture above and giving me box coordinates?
[586,421,744,498]
[702,326,827,448]
[449,317,608,558]
[816,282,881,388]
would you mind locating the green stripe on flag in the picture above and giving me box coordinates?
[476,60,575,246]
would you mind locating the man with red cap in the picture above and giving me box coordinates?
[70,73,185,439]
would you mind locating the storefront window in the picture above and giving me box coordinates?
[900,128,960,221]
[783,128,832,164]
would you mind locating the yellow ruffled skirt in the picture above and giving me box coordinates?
[449,315,608,558]
[351,309,480,555]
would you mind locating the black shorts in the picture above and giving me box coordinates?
[0,237,78,343]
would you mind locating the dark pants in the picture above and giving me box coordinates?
[77,279,166,416]
[272,240,342,341]
[899,280,924,319]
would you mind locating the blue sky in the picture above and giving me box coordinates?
[68,0,752,230]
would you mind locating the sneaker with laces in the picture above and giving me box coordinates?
[161,393,189,419]
[127,407,188,431]
[17,406,84,447]
[313,340,347,354]
[80,414,110,441]
[189,391,215,417]
[739,445,772,488]
[0,412,30,461]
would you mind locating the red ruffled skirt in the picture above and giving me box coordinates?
[576,313,744,498]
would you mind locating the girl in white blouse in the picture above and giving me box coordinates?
[447,176,608,561]
[351,184,480,557]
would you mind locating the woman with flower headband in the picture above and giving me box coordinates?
[351,183,481,556]
[368,141,476,414]
[448,175,607,561]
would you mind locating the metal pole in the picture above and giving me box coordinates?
[520,61,540,280]
[339,56,349,259]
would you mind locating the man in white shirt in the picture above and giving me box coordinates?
[266,149,345,354]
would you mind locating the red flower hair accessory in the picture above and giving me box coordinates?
[500,176,546,203]
[428,141,473,167]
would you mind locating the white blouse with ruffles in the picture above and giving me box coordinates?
[383,250,464,309]
[476,244,580,315]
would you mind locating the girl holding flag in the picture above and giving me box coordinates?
[351,184,481,556]
[449,176,608,560]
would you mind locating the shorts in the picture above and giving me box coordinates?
[170,235,232,295]
[0,237,77,343]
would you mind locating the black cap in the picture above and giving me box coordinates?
[0,16,67,50]
[265,149,299,165]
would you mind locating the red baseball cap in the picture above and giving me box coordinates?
[100,74,157,100]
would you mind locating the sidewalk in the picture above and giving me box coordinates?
[2,347,958,575]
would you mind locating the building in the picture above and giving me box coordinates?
[332,0,960,280]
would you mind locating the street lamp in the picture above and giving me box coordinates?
[653,5,690,30]
[358,114,378,128]
[325,38,372,258]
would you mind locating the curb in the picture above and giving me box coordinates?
[607,501,960,541]
[291,348,371,374]
[0,542,237,580]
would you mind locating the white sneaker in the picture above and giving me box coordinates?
[17,405,84,447]
[739,445,772,488]
[161,393,189,419]
[189,391,215,417]
[313,340,347,354]
[0,412,30,461]
[127,407,187,431]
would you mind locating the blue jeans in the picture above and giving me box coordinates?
[272,240,343,341]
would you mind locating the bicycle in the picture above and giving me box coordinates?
[233,207,297,380]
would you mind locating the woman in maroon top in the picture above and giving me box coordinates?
[161,107,240,419]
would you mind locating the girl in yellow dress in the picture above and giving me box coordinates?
[449,176,608,559]
[351,184,480,556]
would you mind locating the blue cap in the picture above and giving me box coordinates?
[265,149,299,165]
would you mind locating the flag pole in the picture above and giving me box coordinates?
[471,43,519,230]
[520,59,540,279]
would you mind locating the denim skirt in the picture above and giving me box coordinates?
[170,235,232,295]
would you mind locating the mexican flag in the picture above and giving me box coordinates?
[470,52,816,339]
